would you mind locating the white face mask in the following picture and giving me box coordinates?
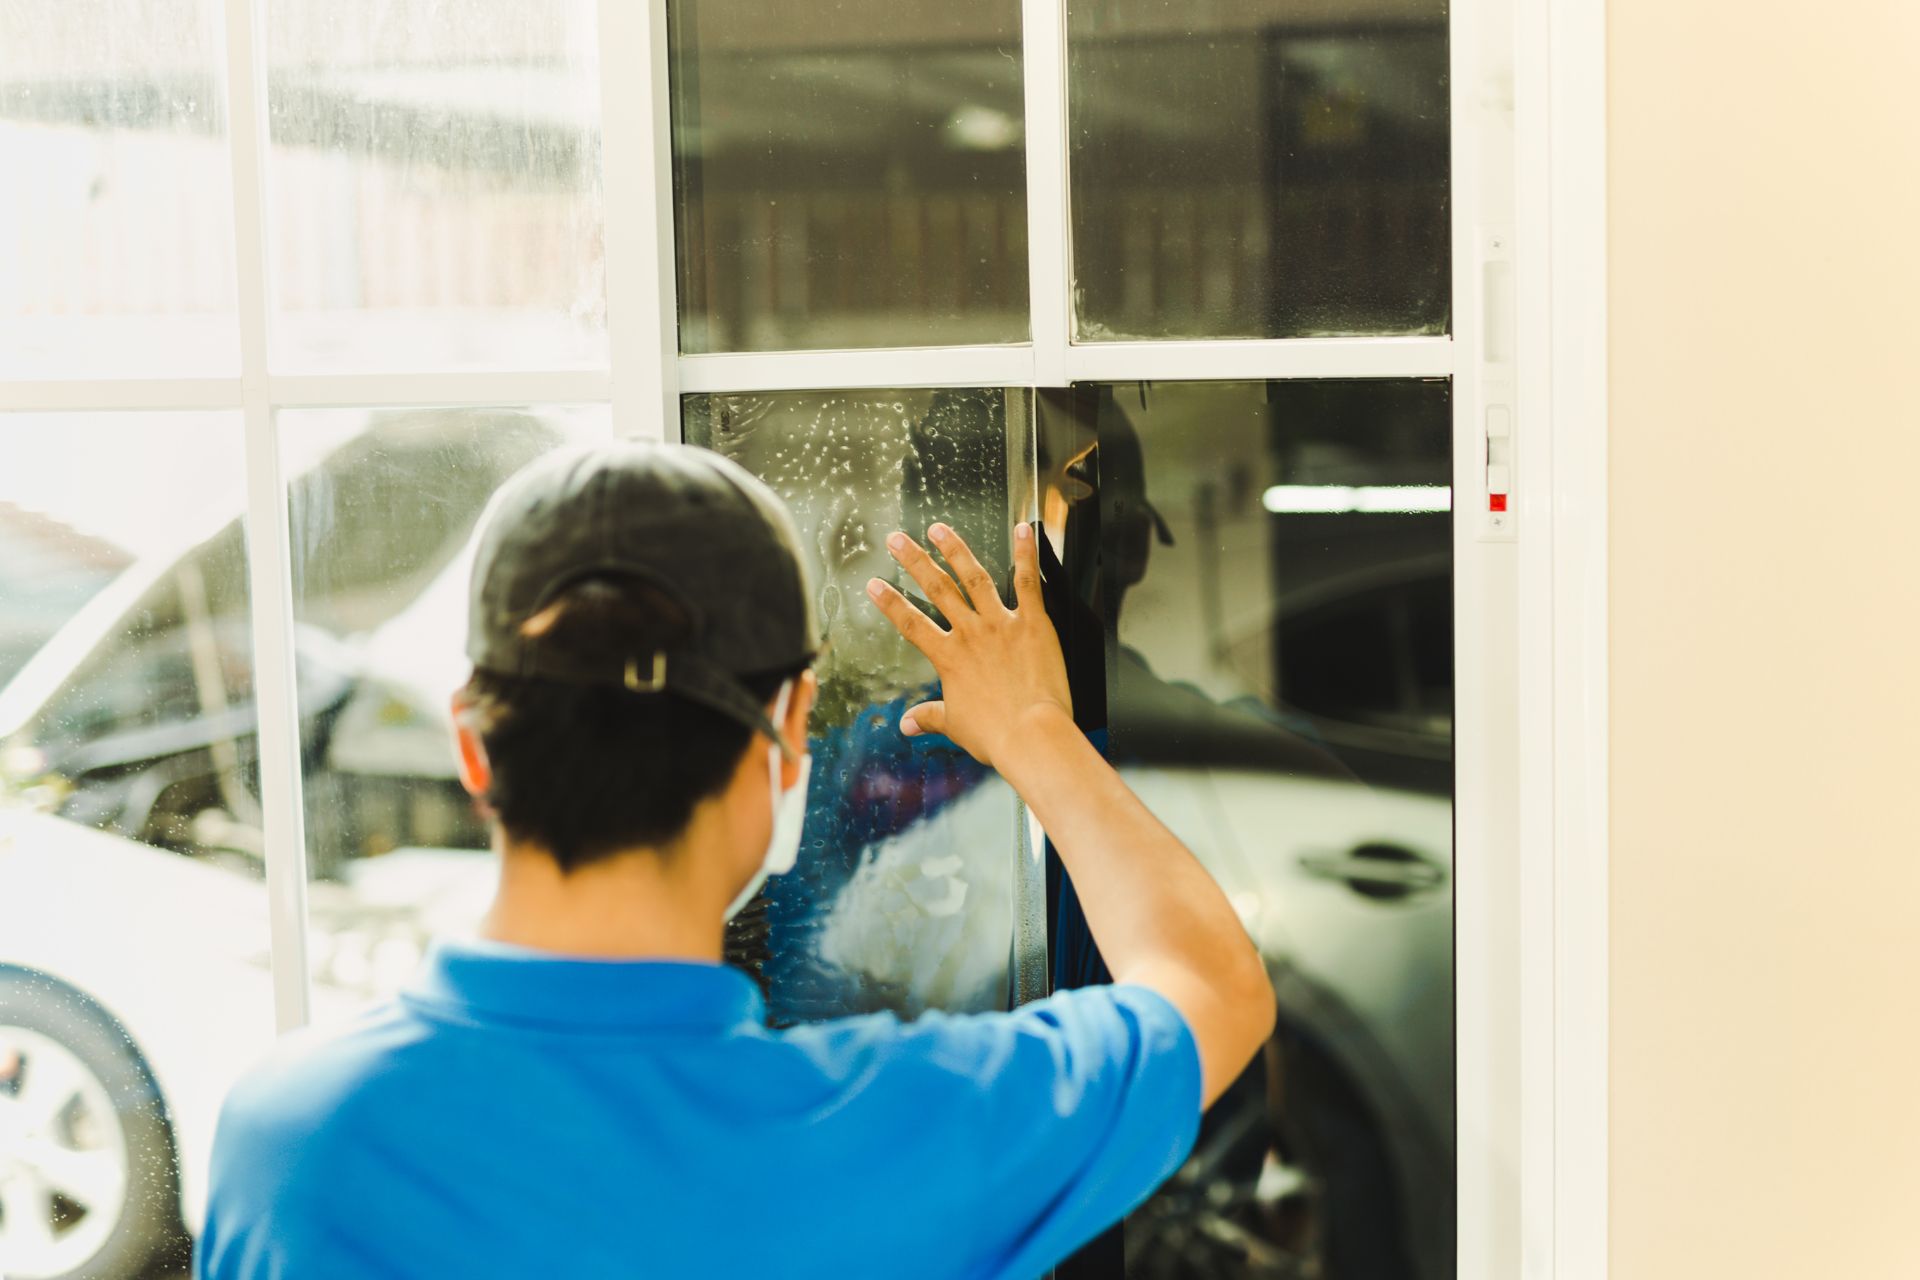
[725,679,811,921]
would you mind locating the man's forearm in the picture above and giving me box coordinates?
[998,706,1217,967]
[997,705,1276,1102]
[865,522,1274,1103]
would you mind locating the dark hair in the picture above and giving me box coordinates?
[460,575,800,872]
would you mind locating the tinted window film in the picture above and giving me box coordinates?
[1039,380,1454,1279]
[1068,1,1449,340]
[670,2,1029,353]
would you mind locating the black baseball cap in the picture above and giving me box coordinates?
[466,442,819,755]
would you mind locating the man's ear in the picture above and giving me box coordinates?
[450,693,492,799]
[777,670,817,787]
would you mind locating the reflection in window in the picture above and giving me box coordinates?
[1068,1,1450,340]
[670,2,1029,353]
[1039,381,1453,1279]
[0,413,273,1280]
[280,405,611,1007]
[0,0,239,375]
[686,389,1031,1022]
[264,0,607,371]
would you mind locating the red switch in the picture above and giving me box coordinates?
[1489,493,1508,512]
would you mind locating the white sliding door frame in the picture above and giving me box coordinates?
[0,0,1607,1272]
[1517,0,1611,1276]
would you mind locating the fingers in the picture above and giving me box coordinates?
[928,524,1003,612]
[865,578,947,659]
[1012,521,1043,614]
[886,531,972,621]
[900,699,945,737]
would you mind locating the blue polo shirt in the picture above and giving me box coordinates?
[199,939,1201,1280]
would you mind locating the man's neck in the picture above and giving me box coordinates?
[478,836,729,963]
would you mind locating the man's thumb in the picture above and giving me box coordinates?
[900,700,946,737]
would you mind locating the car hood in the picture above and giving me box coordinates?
[323,542,473,778]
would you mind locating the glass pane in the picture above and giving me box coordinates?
[1068,1,1450,341]
[0,1,239,376]
[670,2,1029,353]
[264,0,606,372]
[685,389,1031,1022]
[0,412,273,1279]
[280,405,611,1014]
[1038,380,1453,1278]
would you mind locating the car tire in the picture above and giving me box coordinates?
[0,969,188,1280]
[1126,1021,1416,1280]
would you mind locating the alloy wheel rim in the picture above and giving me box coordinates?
[0,1024,130,1279]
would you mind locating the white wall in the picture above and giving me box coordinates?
[1608,1,1920,1275]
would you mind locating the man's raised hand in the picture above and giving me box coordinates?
[864,522,1071,770]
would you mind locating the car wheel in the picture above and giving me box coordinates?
[1125,1023,1415,1279]
[0,971,187,1280]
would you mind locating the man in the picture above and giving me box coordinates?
[199,443,1276,1279]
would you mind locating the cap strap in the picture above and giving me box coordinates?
[499,646,802,760]
[660,651,800,762]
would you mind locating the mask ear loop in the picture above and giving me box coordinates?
[767,680,795,812]
[727,678,807,922]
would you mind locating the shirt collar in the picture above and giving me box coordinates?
[405,938,766,1035]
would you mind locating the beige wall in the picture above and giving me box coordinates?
[1608,1,1920,1275]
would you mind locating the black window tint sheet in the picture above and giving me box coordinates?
[1039,379,1455,1279]
[1068,2,1450,341]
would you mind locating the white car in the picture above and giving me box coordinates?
[0,805,275,1280]
[0,804,492,1280]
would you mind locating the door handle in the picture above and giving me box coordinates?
[1299,842,1447,901]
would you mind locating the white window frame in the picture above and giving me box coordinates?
[0,0,1608,1272]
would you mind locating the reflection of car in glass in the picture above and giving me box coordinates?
[1025,378,1455,1279]
[1227,552,1452,797]
[815,560,1455,1280]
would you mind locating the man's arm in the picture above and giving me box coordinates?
[866,522,1276,1107]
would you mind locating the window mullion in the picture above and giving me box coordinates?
[678,347,1037,395]
[1066,336,1457,384]
[220,0,313,1033]
[599,0,681,441]
[1022,0,1072,387]
[0,379,246,413]
[1014,0,1069,1013]
[266,370,613,410]
[674,337,1453,399]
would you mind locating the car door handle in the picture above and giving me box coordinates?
[1299,842,1447,900]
